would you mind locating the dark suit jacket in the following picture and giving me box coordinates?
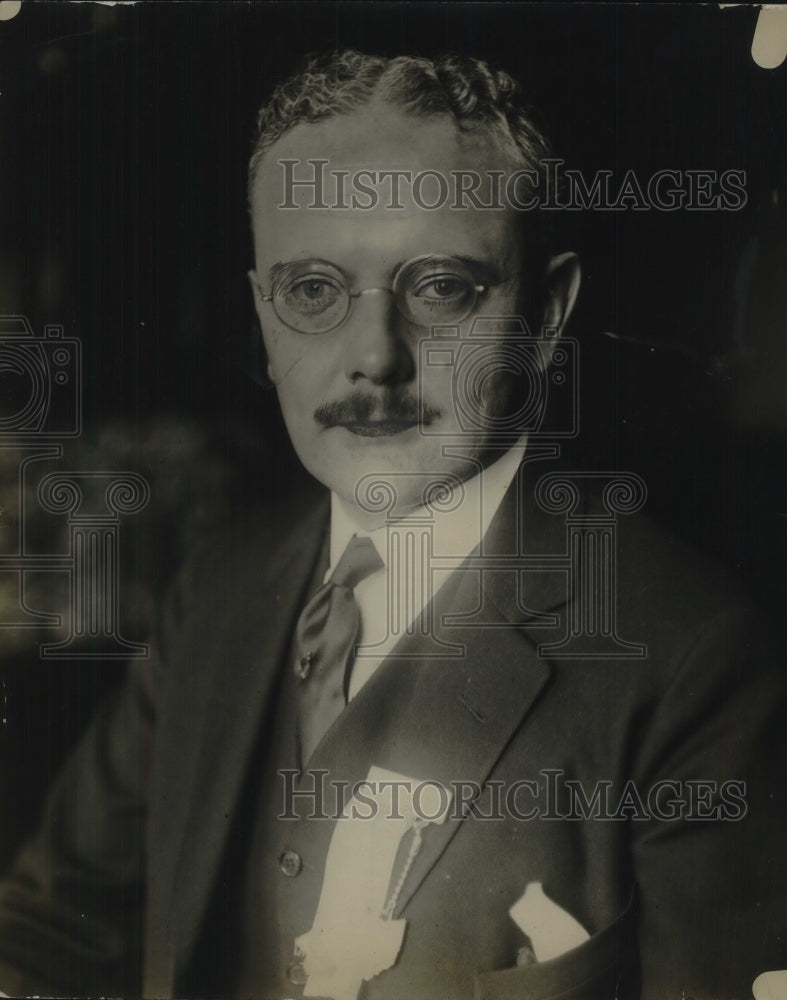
[0,456,784,999]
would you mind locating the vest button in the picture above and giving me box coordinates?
[278,849,303,877]
[286,960,308,986]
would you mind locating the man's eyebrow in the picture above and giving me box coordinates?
[266,258,332,282]
[391,255,502,281]
[268,261,289,281]
[454,254,501,281]
[269,255,502,283]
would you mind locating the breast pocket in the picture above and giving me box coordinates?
[472,888,640,1000]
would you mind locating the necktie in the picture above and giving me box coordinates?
[294,534,383,764]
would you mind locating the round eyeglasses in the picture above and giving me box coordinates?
[257,255,497,335]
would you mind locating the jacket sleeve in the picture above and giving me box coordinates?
[631,606,787,999]
[0,657,154,998]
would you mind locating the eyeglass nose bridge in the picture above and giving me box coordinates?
[350,286,395,300]
[348,285,466,331]
[347,285,406,325]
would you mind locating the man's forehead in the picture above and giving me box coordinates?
[266,100,507,160]
[250,102,519,217]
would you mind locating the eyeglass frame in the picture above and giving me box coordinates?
[253,254,509,335]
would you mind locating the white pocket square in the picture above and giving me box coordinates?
[509,881,590,963]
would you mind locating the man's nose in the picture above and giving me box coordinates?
[341,291,415,386]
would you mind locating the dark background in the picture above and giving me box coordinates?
[0,2,785,866]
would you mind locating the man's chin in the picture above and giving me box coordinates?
[300,433,482,519]
[323,425,435,475]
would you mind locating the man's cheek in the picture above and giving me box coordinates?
[264,328,319,385]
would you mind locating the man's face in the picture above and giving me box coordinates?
[249,102,578,521]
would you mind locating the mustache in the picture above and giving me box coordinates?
[314,390,441,427]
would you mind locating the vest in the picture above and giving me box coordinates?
[234,537,340,998]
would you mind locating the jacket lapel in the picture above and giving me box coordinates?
[377,609,552,918]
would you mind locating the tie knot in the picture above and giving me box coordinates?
[330,534,383,590]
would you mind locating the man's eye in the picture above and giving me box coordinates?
[414,275,469,300]
[284,277,343,314]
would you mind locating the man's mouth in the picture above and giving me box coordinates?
[337,419,420,438]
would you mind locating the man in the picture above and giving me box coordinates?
[0,50,784,1000]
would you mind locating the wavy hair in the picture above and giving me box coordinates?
[248,50,552,202]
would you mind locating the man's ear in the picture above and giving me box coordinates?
[536,251,581,368]
[248,268,265,323]
[247,268,276,386]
